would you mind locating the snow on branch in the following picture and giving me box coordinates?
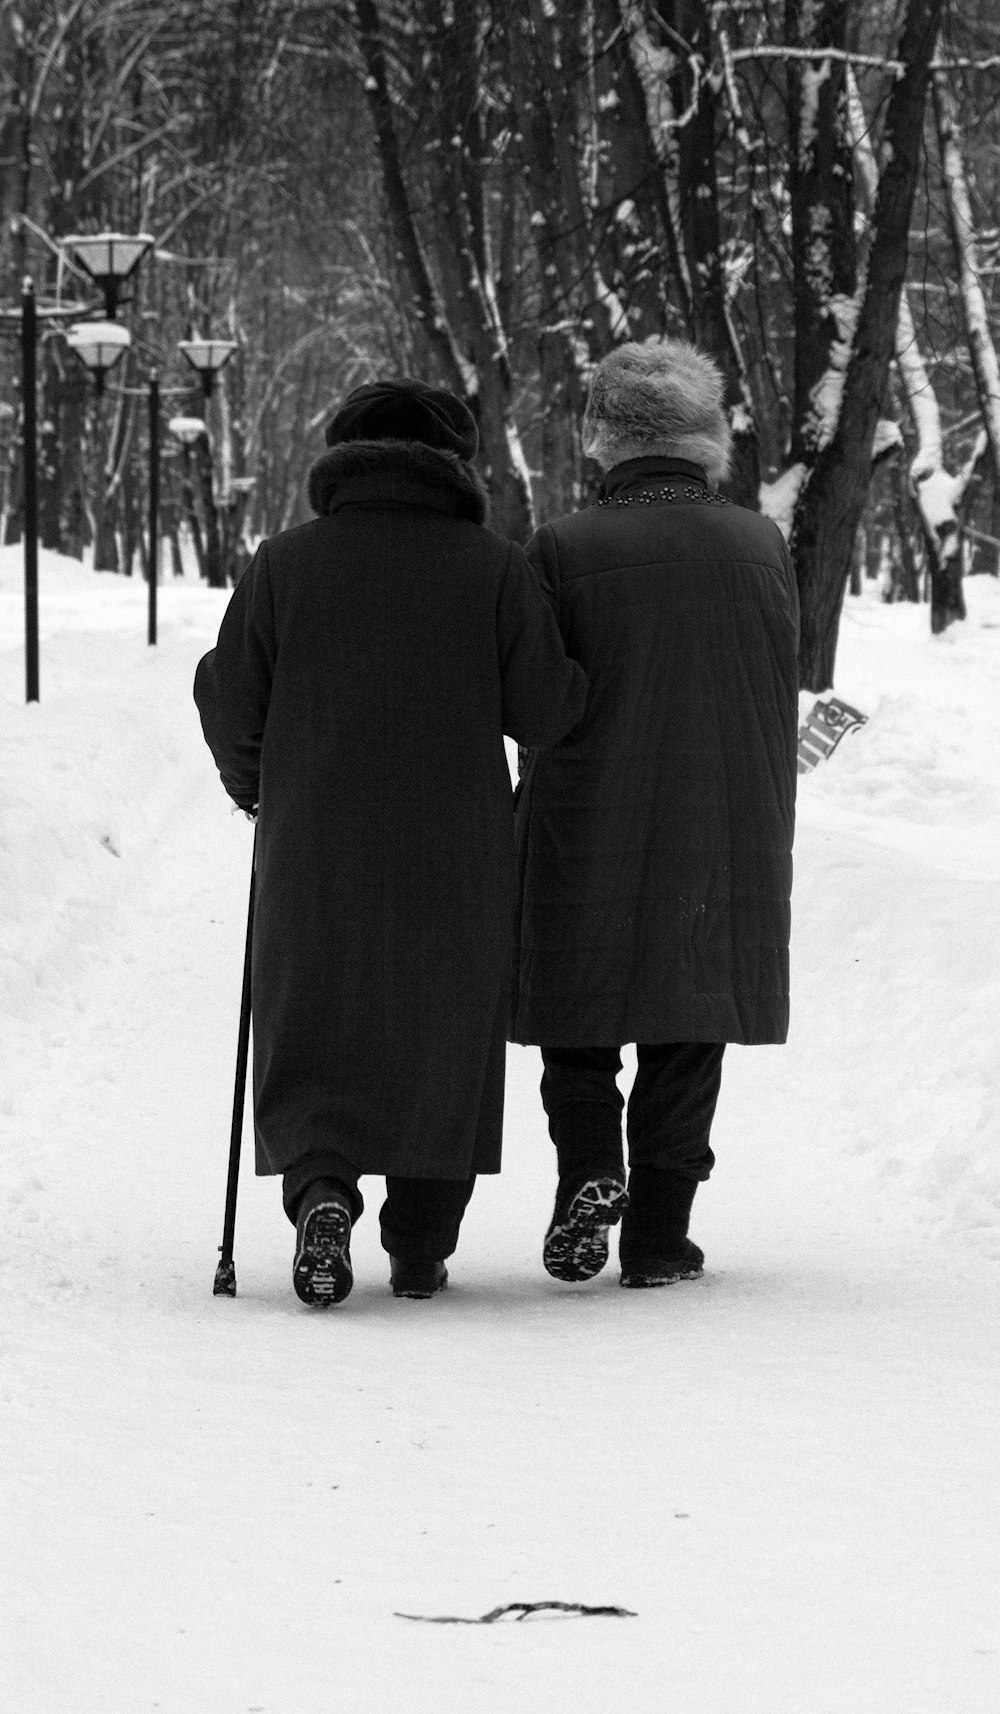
[760,463,808,540]
[729,46,1000,76]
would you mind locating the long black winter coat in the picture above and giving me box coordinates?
[510,456,799,1048]
[195,441,587,1181]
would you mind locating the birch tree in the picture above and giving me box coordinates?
[790,0,945,689]
[847,63,964,625]
[932,66,1000,504]
[617,2,759,505]
[351,0,534,540]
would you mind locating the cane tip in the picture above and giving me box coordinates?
[213,1259,237,1297]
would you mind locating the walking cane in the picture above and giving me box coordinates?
[213,836,256,1296]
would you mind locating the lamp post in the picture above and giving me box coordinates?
[65,319,132,574]
[22,279,38,702]
[148,372,159,644]
[222,474,257,585]
[170,334,236,586]
[0,231,155,701]
[65,327,162,639]
[168,415,212,447]
[61,231,154,320]
[168,414,217,584]
[65,319,131,395]
[175,339,237,587]
[60,230,157,583]
[0,277,91,701]
[176,336,238,398]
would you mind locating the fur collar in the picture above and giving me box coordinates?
[308,439,489,525]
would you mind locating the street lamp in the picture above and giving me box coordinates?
[1,230,155,700]
[0,277,95,701]
[20,280,38,701]
[168,414,225,586]
[65,319,131,395]
[61,231,155,320]
[168,414,211,447]
[64,318,134,578]
[177,336,238,398]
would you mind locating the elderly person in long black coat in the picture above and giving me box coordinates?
[195,379,587,1305]
[510,339,799,1287]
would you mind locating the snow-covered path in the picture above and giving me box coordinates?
[2,556,998,1713]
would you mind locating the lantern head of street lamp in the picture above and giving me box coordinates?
[224,475,256,508]
[177,337,238,398]
[168,414,211,447]
[61,232,155,320]
[65,320,131,396]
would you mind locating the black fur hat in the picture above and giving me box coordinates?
[325,377,478,461]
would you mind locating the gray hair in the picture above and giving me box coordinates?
[581,337,733,486]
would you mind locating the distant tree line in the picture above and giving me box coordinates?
[1,0,998,686]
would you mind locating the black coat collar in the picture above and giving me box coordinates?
[599,456,709,502]
[308,439,489,525]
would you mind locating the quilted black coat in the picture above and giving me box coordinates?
[195,441,588,1181]
[510,455,799,1047]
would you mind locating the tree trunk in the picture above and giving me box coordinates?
[92,398,118,573]
[786,3,856,468]
[177,447,206,580]
[668,1,760,505]
[618,0,694,333]
[791,0,944,690]
[162,489,184,580]
[847,66,963,625]
[889,451,922,603]
[591,0,682,339]
[352,0,471,399]
[60,359,88,560]
[428,0,527,536]
[121,451,140,578]
[354,0,533,539]
[932,69,1000,496]
[511,5,589,516]
[39,339,63,551]
[193,430,224,586]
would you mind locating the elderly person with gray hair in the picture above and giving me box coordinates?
[510,337,799,1288]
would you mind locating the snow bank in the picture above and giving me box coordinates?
[0,546,229,1010]
[792,575,1000,1251]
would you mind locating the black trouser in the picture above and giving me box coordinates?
[539,1042,725,1183]
[282,1150,476,1263]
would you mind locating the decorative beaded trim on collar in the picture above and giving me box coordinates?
[598,485,731,507]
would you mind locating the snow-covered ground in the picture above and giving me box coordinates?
[1,547,998,1714]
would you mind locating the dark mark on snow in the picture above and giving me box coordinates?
[395,1601,637,1624]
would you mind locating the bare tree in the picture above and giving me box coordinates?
[790,0,945,688]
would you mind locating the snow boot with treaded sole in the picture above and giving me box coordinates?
[543,1175,629,1283]
[293,1187,354,1306]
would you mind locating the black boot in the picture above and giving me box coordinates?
[543,1173,629,1282]
[390,1257,448,1299]
[541,1097,628,1283]
[619,1166,704,1288]
[292,1179,354,1305]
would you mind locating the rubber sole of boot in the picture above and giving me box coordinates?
[293,1200,353,1305]
[543,1177,629,1283]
